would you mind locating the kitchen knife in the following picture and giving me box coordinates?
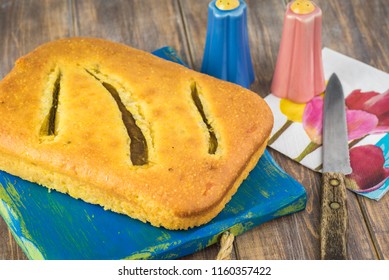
[320,73,352,260]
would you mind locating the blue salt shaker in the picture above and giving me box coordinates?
[201,0,254,89]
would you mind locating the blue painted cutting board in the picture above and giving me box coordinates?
[0,47,306,260]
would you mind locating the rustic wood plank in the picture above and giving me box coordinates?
[179,0,379,259]
[321,0,389,73]
[73,0,225,260]
[0,219,27,259]
[235,152,322,259]
[236,150,376,259]
[0,0,388,260]
[320,0,389,260]
[73,0,192,66]
[0,0,73,259]
[239,0,381,259]
[0,0,73,78]
[359,196,389,259]
[180,0,305,260]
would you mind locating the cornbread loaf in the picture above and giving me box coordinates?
[0,38,273,230]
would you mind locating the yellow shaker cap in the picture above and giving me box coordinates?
[216,0,240,11]
[291,0,315,14]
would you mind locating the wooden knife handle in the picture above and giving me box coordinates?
[320,172,348,260]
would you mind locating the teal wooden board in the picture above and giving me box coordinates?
[0,47,306,260]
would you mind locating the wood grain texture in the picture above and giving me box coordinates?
[358,195,389,260]
[0,220,27,259]
[73,0,191,66]
[72,0,221,261]
[0,0,73,259]
[0,0,73,78]
[0,0,388,260]
[313,0,389,260]
[235,154,321,259]
[320,172,348,260]
[180,0,378,260]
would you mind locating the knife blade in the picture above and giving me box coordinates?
[320,73,352,260]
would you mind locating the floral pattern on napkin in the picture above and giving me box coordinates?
[347,143,389,195]
[265,48,389,200]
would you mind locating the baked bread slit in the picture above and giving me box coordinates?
[190,82,218,154]
[85,69,148,165]
[0,38,274,230]
[40,70,62,137]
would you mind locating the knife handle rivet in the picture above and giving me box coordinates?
[330,202,341,209]
[329,178,340,186]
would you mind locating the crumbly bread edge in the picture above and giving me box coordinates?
[0,138,267,230]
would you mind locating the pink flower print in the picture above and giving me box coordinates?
[346,110,379,140]
[302,96,378,144]
[346,89,389,134]
[296,95,378,162]
[347,145,389,192]
[302,96,324,144]
[294,96,324,162]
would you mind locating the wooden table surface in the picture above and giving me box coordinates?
[0,0,388,260]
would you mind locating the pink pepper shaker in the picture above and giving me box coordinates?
[271,0,325,103]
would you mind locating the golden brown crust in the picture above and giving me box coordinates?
[0,37,273,229]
